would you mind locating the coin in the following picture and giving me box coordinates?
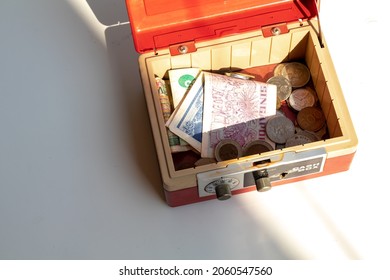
[215,139,243,161]
[297,107,326,132]
[225,72,255,80]
[285,130,320,147]
[313,124,327,139]
[288,87,316,111]
[281,62,310,88]
[265,115,296,144]
[267,75,292,101]
[273,63,287,76]
[295,127,321,141]
[243,140,274,156]
[285,134,311,147]
[194,157,217,166]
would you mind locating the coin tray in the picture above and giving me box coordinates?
[127,1,358,206]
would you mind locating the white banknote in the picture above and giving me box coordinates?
[166,72,204,152]
[201,72,277,158]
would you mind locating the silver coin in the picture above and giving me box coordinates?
[285,131,319,147]
[265,115,296,144]
[215,139,243,161]
[225,72,255,80]
[267,75,292,101]
[313,124,327,139]
[243,140,274,156]
[295,127,321,141]
[288,87,316,111]
[281,62,310,88]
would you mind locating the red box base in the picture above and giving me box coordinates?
[164,152,356,207]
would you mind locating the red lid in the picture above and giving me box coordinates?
[126,0,318,54]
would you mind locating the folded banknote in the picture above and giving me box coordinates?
[201,72,277,158]
[166,72,204,152]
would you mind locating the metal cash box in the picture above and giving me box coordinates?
[125,0,358,206]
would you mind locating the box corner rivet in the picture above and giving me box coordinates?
[178,45,188,54]
[271,27,281,36]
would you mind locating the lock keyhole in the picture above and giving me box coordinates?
[279,172,289,179]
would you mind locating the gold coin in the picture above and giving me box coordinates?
[281,62,310,88]
[273,63,287,76]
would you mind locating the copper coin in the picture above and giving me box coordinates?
[265,115,296,144]
[267,75,292,101]
[288,87,316,111]
[215,139,242,161]
[281,62,310,88]
[297,107,326,132]
[243,140,274,156]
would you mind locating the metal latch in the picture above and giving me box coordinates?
[169,41,197,56]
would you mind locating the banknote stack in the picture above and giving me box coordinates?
[165,68,277,162]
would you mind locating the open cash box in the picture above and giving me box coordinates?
[125,0,358,206]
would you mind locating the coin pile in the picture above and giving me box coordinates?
[265,61,327,148]
[215,138,275,161]
[214,61,328,160]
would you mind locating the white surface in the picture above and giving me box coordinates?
[0,0,388,259]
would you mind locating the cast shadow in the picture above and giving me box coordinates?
[86,0,130,26]
[86,0,165,202]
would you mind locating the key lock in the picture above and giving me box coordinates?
[252,169,272,192]
[204,169,272,201]
[204,177,240,201]
[198,149,327,201]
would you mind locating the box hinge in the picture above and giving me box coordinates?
[169,41,197,56]
[315,0,324,47]
[261,23,289,37]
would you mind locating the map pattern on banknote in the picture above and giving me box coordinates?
[202,72,276,158]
